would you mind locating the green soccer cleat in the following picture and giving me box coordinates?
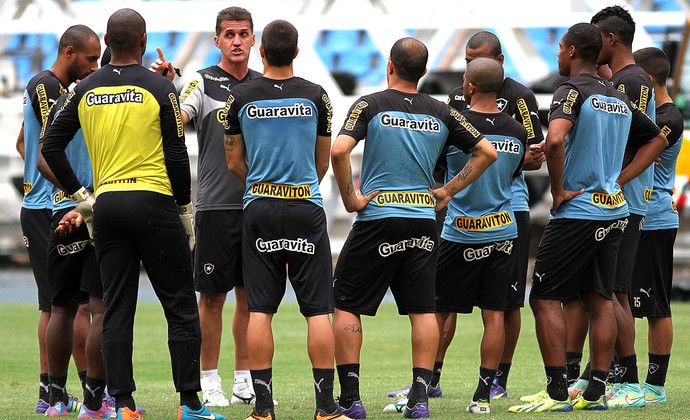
[642,382,667,404]
[508,393,573,413]
[571,395,607,410]
[606,382,646,408]
[518,389,547,403]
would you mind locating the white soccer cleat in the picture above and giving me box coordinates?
[383,396,408,413]
[201,375,230,407]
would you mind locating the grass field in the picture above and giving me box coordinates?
[1,302,688,419]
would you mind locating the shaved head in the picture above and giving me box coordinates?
[466,31,502,57]
[106,8,146,52]
[58,25,98,54]
[465,57,503,92]
[390,37,428,83]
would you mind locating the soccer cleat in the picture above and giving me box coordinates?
[518,389,547,403]
[606,382,646,408]
[315,408,353,419]
[642,382,667,404]
[116,407,142,420]
[571,395,607,410]
[605,382,619,399]
[77,401,116,418]
[245,409,275,420]
[383,397,408,413]
[337,399,366,419]
[402,402,429,418]
[466,399,490,413]
[45,402,69,417]
[103,392,145,414]
[387,385,411,398]
[489,383,508,400]
[36,399,50,414]
[178,404,226,420]
[426,384,442,398]
[508,393,573,413]
[567,378,588,400]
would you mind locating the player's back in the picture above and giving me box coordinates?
[442,111,526,243]
[227,76,332,208]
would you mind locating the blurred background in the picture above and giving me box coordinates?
[2,0,690,299]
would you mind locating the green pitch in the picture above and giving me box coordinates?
[2,302,688,419]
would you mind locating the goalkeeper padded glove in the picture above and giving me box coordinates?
[71,186,94,239]
[178,203,195,251]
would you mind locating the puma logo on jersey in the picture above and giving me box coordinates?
[486,117,495,125]
[534,272,545,282]
[220,84,232,92]
[404,97,413,104]
[639,288,652,297]
[113,68,122,75]
[510,282,519,291]
[274,83,283,90]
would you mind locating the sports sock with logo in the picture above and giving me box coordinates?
[472,367,497,402]
[48,375,68,406]
[608,357,619,383]
[495,362,511,389]
[180,390,202,410]
[201,369,219,379]
[84,376,106,411]
[78,370,87,394]
[617,354,639,384]
[544,366,568,401]
[565,352,582,386]
[582,370,607,401]
[40,373,50,402]
[313,368,337,414]
[251,368,275,415]
[408,367,432,407]
[646,353,671,386]
[430,361,443,388]
[235,369,251,389]
[336,364,360,409]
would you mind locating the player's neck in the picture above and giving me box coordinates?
[49,61,72,88]
[263,64,294,80]
[388,79,418,94]
[218,60,249,80]
[570,62,598,78]
[469,94,500,113]
[608,51,635,75]
[655,87,672,106]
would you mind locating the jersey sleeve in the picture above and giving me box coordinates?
[447,87,468,112]
[159,81,191,205]
[178,72,204,120]
[616,74,652,115]
[32,77,65,135]
[627,106,662,150]
[548,84,582,124]
[40,89,82,194]
[317,87,333,137]
[446,107,483,153]
[223,90,241,136]
[514,89,544,144]
[338,97,370,142]
[513,129,528,179]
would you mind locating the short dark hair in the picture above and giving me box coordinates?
[390,37,428,83]
[58,24,98,54]
[591,6,636,46]
[634,47,670,85]
[215,6,253,36]
[261,20,298,67]
[563,23,602,65]
[466,57,503,93]
[106,8,146,53]
[466,31,502,57]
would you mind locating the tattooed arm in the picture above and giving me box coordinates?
[224,133,248,185]
[331,134,379,213]
[431,137,497,211]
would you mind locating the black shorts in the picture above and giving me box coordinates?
[614,213,644,294]
[530,218,625,302]
[507,211,530,309]
[334,217,438,316]
[630,229,676,318]
[436,239,513,313]
[20,207,51,311]
[194,210,243,293]
[242,199,333,316]
[47,208,96,306]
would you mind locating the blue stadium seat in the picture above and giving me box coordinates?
[524,27,565,73]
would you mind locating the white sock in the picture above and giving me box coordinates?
[202,370,220,381]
